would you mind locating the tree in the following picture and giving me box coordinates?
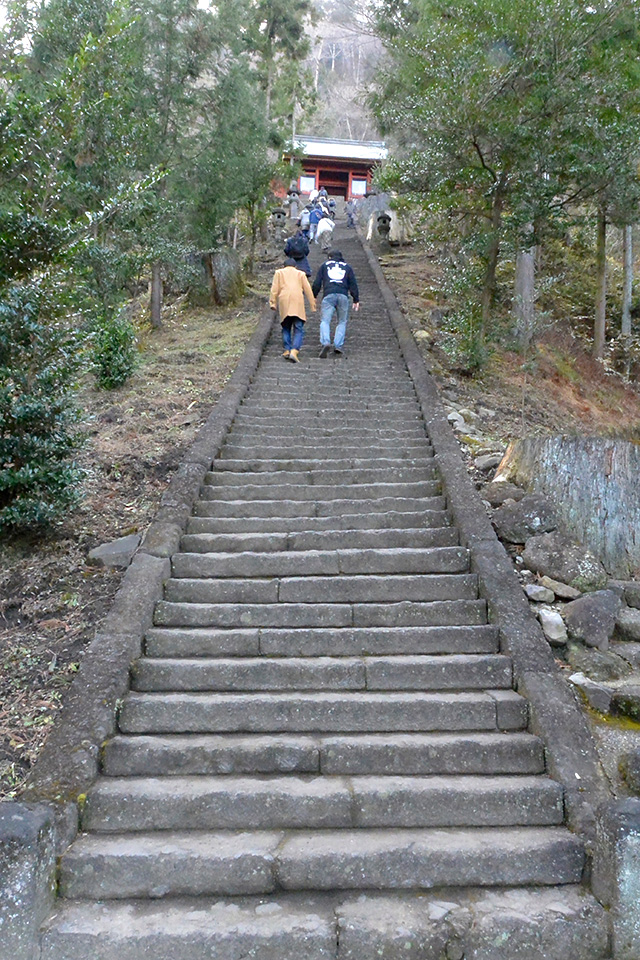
[371,0,640,347]
[247,0,314,123]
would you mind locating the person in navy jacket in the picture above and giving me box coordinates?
[312,249,360,358]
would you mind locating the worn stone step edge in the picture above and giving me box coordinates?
[130,653,513,692]
[144,623,499,658]
[101,730,545,777]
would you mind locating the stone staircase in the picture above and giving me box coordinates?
[40,227,609,958]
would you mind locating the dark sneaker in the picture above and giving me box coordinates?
[333,346,344,357]
[319,344,331,359]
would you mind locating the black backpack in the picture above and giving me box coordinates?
[287,234,307,259]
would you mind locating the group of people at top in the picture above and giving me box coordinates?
[270,189,360,364]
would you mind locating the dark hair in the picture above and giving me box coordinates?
[284,257,297,266]
[328,249,343,261]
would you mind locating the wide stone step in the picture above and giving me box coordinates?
[227,422,427,437]
[171,547,469,579]
[80,775,564,833]
[204,466,437,486]
[192,496,446,519]
[199,481,441,501]
[102,730,545,777]
[118,690,526,734]
[180,527,459,555]
[186,510,451,535]
[41,895,338,960]
[218,445,430,462]
[145,624,499,658]
[154,598,488,630]
[41,884,609,960]
[163,573,478,606]
[130,654,512,692]
[212,456,435,472]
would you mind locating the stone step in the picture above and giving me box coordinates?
[212,456,435,472]
[163,574,478,606]
[130,654,513,692]
[102,731,545,777]
[118,690,526,734]
[41,884,608,960]
[186,510,451,535]
[180,527,459,555]
[57,826,581,904]
[192,496,446,519]
[204,466,438,486]
[145,624,499,658]
[218,445,430,462]
[198,482,441,502]
[153,598,488,630]
[225,429,428,444]
[171,547,469,579]
[79,775,563,833]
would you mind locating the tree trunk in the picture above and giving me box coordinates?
[622,224,633,337]
[480,177,506,336]
[514,225,536,349]
[594,205,607,358]
[150,261,163,329]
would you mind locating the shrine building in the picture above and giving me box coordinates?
[286,136,388,199]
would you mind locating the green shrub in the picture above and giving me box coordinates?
[93,307,139,389]
[0,281,85,529]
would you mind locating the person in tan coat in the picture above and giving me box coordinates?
[269,257,316,362]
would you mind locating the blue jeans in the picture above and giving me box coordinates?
[320,293,350,348]
[282,317,305,351]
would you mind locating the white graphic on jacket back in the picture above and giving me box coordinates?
[327,263,347,282]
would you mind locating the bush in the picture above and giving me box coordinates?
[0,281,85,529]
[93,308,139,389]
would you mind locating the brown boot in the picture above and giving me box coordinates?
[289,349,300,363]
[282,350,290,359]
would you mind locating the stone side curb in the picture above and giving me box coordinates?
[17,305,275,815]
[356,228,611,846]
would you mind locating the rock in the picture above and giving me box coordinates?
[522,532,607,592]
[568,672,614,714]
[414,329,431,342]
[611,641,640,668]
[475,453,503,472]
[539,576,582,600]
[611,686,640,723]
[493,495,558,545]
[88,533,141,569]
[480,481,525,507]
[623,582,640,609]
[447,411,463,424]
[538,607,568,645]
[458,408,477,421]
[209,248,245,305]
[524,584,555,603]
[567,643,631,682]
[563,590,622,652]
[477,406,496,418]
[619,751,640,794]
[616,606,640,642]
